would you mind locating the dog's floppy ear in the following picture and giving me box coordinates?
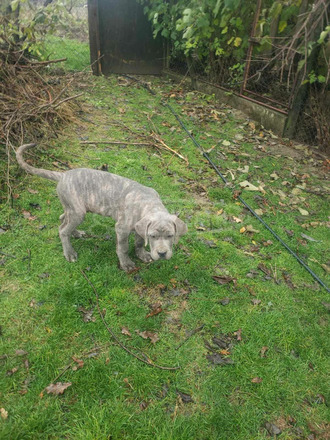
[134,217,151,246]
[172,216,188,244]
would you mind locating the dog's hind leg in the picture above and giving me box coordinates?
[59,210,85,262]
[59,213,86,238]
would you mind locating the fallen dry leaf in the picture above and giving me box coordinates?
[270,172,279,180]
[251,377,263,383]
[176,390,194,403]
[260,346,269,358]
[22,210,37,221]
[0,408,8,420]
[27,188,39,194]
[264,422,282,437]
[6,367,18,376]
[72,357,84,371]
[139,400,150,411]
[245,224,260,233]
[212,275,236,285]
[301,233,321,243]
[45,382,72,396]
[206,353,234,366]
[15,349,28,357]
[298,207,309,216]
[146,302,162,318]
[136,330,159,344]
[239,180,260,191]
[121,327,132,337]
[234,328,242,341]
[77,306,95,323]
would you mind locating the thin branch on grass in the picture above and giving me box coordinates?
[0,251,16,259]
[80,140,153,146]
[39,345,110,397]
[20,57,67,67]
[147,115,189,165]
[175,324,205,350]
[53,93,84,109]
[80,270,180,371]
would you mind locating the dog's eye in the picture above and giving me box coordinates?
[150,235,157,239]
[167,234,174,238]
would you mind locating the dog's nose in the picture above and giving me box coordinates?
[158,251,167,259]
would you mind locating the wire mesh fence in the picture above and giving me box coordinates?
[166,1,329,152]
[40,3,91,72]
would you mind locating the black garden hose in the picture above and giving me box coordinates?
[123,74,329,293]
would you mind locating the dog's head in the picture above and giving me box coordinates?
[135,213,187,261]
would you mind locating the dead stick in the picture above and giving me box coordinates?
[53,93,84,109]
[175,324,205,350]
[80,140,153,146]
[152,132,189,165]
[80,270,180,371]
[39,345,109,397]
[0,251,16,259]
[20,58,67,67]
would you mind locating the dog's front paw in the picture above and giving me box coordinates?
[64,249,78,262]
[136,250,153,263]
[120,258,137,272]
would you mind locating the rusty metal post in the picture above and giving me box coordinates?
[240,0,263,95]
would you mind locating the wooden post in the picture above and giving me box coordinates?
[283,45,321,138]
[87,0,102,75]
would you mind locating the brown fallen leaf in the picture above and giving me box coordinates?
[206,353,234,365]
[260,346,269,358]
[6,367,18,376]
[264,422,282,436]
[136,330,159,344]
[146,302,163,318]
[121,327,132,337]
[15,349,28,357]
[45,382,72,396]
[139,400,150,411]
[234,328,242,341]
[27,188,39,194]
[239,180,260,191]
[0,408,8,420]
[282,271,295,289]
[77,306,95,323]
[22,210,37,221]
[176,390,194,403]
[123,378,134,390]
[245,224,260,233]
[263,240,273,247]
[251,377,263,383]
[72,357,84,371]
[212,275,237,285]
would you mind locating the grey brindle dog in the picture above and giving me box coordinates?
[16,144,187,271]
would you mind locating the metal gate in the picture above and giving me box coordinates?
[88,0,163,75]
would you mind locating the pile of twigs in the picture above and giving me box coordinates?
[0,40,81,199]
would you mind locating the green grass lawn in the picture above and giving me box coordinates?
[42,35,90,71]
[0,72,329,440]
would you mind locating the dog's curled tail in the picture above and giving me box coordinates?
[16,144,62,182]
